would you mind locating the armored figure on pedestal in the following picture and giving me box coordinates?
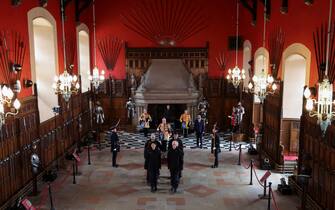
[198,97,209,124]
[126,97,136,119]
[95,101,105,124]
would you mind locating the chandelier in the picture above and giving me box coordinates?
[0,85,21,126]
[226,67,246,88]
[53,71,80,102]
[88,0,105,91]
[303,0,335,136]
[226,0,245,88]
[88,67,105,90]
[53,0,80,102]
[247,0,275,102]
[248,69,277,103]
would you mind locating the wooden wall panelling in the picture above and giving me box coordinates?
[262,81,283,165]
[202,79,240,131]
[241,91,254,138]
[296,110,335,210]
[0,91,93,207]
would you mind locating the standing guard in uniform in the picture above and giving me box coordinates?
[167,140,184,193]
[139,109,152,137]
[194,115,205,148]
[211,124,220,168]
[109,126,120,167]
[163,105,173,124]
[145,143,161,192]
[179,110,191,138]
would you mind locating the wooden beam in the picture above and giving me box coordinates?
[64,0,72,7]
[60,0,74,21]
[240,0,257,25]
[280,0,288,14]
[259,0,271,20]
[75,0,92,22]
[11,0,22,6]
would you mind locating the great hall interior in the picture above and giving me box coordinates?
[0,0,335,210]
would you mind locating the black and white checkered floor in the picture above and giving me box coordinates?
[104,131,249,150]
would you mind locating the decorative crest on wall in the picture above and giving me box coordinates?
[120,0,207,47]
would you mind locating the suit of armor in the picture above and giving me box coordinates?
[126,98,136,119]
[95,105,105,124]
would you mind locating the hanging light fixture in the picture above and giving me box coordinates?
[0,84,21,127]
[88,0,105,91]
[52,0,80,102]
[226,0,245,89]
[248,0,276,103]
[304,0,335,136]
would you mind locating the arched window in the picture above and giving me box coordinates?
[242,40,252,87]
[76,23,91,93]
[28,8,59,122]
[254,47,269,75]
[282,43,311,119]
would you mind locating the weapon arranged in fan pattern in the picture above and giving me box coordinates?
[215,51,229,76]
[313,21,335,83]
[120,0,208,46]
[269,27,285,80]
[0,30,26,88]
[98,35,124,71]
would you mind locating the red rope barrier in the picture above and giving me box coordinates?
[241,155,251,169]
[270,188,280,210]
[252,168,265,187]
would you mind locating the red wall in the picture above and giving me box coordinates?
[92,0,240,80]
[0,0,88,98]
[1,0,330,99]
[239,0,332,87]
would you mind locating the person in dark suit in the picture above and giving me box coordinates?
[211,124,220,168]
[144,133,161,183]
[194,114,205,148]
[163,105,173,124]
[168,132,184,178]
[168,132,184,152]
[110,126,120,167]
[168,140,184,193]
[145,143,161,192]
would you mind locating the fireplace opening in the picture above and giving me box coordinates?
[148,104,187,128]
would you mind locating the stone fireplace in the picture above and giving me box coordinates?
[133,59,199,125]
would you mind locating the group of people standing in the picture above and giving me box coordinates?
[107,100,245,193]
[144,133,184,193]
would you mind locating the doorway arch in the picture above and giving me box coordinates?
[28,7,59,122]
[282,43,311,119]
